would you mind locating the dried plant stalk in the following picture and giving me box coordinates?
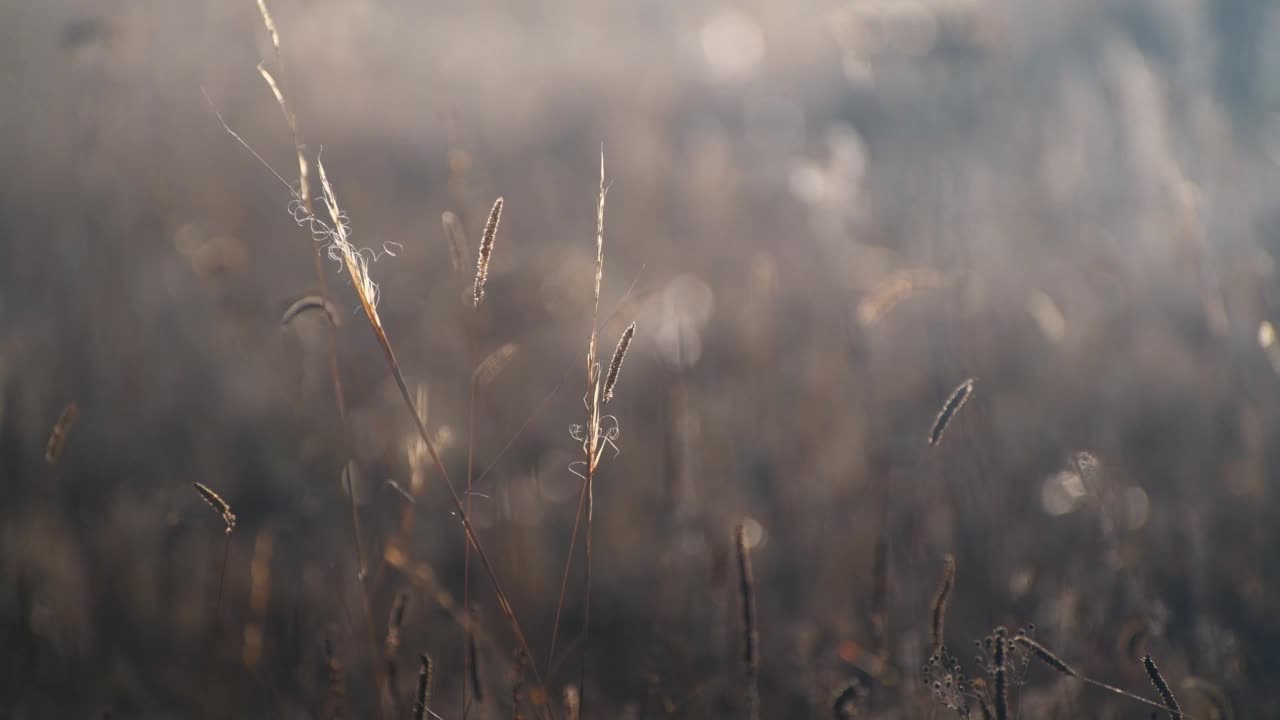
[735,522,759,720]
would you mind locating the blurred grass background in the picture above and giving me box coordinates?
[1,0,1278,717]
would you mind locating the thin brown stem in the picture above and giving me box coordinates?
[463,380,477,720]
[379,340,552,718]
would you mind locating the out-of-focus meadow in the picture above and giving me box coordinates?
[2,0,1278,717]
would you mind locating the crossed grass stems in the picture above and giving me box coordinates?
[204,4,637,718]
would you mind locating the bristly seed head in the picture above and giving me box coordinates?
[45,401,79,467]
[413,653,433,720]
[474,196,503,307]
[929,377,976,447]
[603,322,636,404]
[193,482,236,534]
[1143,655,1182,720]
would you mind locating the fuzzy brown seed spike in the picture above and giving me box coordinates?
[602,322,635,404]
[413,654,432,720]
[472,343,519,388]
[45,402,79,467]
[929,377,976,446]
[1013,634,1078,678]
[734,522,759,720]
[473,197,503,307]
[1143,655,1182,720]
[442,210,469,272]
[929,554,955,655]
[193,482,236,534]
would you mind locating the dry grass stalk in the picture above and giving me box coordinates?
[255,0,309,211]
[316,159,384,331]
[193,482,236,534]
[992,627,1009,720]
[217,19,550,708]
[413,654,433,720]
[929,377,976,447]
[929,554,955,656]
[280,294,341,327]
[467,606,485,703]
[45,401,79,467]
[473,197,503,307]
[442,210,469,273]
[1144,655,1182,720]
[547,151,612,711]
[735,522,760,720]
[602,322,635,405]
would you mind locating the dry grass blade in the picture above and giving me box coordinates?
[602,322,635,405]
[193,482,236,534]
[929,377,976,447]
[45,401,79,467]
[255,0,309,210]
[280,294,341,327]
[735,522,760,720]
[248,15,387,705]
[473,197,503,307]
[928,554,955,656]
